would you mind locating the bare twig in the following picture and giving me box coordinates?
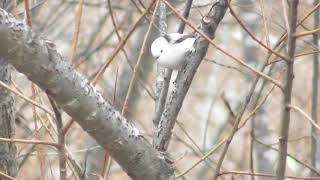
[48,97,67,180]
[310,1,319,176]
[121,0,159,115]
[227,2,289,61]
[219,171,320,179]
[68,0,84,64]
[176,138,226,178]
[161,0,284,90]
[92,1,156,85]
[0,80,54,117]
[294,27,320,38]
[23,0,32,27]
[255,139,320,176]
[0,171,16,180]
[212,69,262,180]
[287,104,320,131]
[24,2,47,177]
[0,137,58,147]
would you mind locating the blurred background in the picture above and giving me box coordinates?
[1,0,319,179]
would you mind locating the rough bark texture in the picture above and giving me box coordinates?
[0,58,17,179]
[153,2,168,129]
[0,1,17,179]
[0,8,174,180]
[153,0,228,151]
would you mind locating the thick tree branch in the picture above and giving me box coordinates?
[153,0,193,129]
[276,1,299,179]
[153,0,228,151]
[0,2,18,178]
[153,1,168,129]
[0,7,174,180]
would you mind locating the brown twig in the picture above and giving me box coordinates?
[219,171,320,179]
[227,2,289,61]
[0,171,16,180]
[24,1,46,177]
[92,1,156,85]
[161,0,284,91]
[48,97,67,180]
[294,27,320,38]
[176,138,226,178]
[69,0,84,64]
[255,139,320,176]
[0,80,54,117]
[204,58,248,75]
[0,137,58,147]
[287,104,320,131]
[121,0,159,115]
[23,0,32,27]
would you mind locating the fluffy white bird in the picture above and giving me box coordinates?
[151,33,197,69]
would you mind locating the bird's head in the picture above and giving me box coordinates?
[151,37,169,59]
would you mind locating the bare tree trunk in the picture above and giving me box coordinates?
[0,58,17,179]
[0,1,18,179]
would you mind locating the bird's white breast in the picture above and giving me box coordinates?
[151,33,196,69]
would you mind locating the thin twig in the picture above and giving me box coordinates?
[255,139,320,176]
[92,1,156,85]
[69,0,84,64]
[294,27,320,38]
[204,58,248,75]
[48,97,67,180]
[0,137,58,147]
[161,0,284,91]
[287,104,320,131]
[0,80,54,117]
[0,171,16,180]
[227,2,289,61]
[121,0,159,115]
[176,138,226,178]
[219,171,320,179]
[310,0,319,176]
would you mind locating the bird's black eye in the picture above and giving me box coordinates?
[160,50,163,53]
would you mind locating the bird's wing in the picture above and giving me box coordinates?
[164,33,196,44]
[174,34,196,44]
[165,33,185,42]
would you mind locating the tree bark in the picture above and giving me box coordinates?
[153,0,228,151]
[0,1,18,179]
[276,1,299,179]
[0,58,17,179]
[0,7,174,180]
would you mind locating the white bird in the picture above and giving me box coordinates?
[151,33,197,69]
